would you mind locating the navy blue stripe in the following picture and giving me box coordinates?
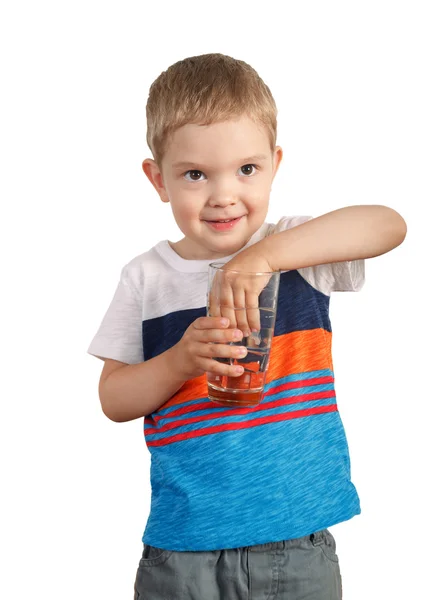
[275,270,330,335]
[143,306,206,361]
[143,270,331,360]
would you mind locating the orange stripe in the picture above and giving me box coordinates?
[161,328,333,410]
[267,329,333,383]
[162,376,208,409]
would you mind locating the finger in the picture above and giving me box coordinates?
[208,273,222,318]
[208,299,222,319]
[202,342,248,360]
[195,327,244,343]
[232,284,250,337]
[199,358,245,378]
[220,279,237,329]
[193,316,229,330]
[245,290,261,333]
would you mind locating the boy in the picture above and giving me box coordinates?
[88,53,406,599]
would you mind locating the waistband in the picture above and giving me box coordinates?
[245,529,330,552]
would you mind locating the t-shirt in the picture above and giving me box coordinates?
[88,216,365,551]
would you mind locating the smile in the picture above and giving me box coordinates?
[203,216,243,231]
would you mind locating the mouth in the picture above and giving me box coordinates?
[203,216,244,231]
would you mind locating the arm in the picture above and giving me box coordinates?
[231,205,407,273]
[99,317,246,423]
[99,346,187,423]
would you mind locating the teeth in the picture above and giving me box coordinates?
[207,217,238,223]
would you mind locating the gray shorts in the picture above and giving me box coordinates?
[134,529,342,599]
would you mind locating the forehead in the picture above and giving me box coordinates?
[163,116,271,167]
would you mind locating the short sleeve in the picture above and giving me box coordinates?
[300,259,365,295]
[267,215,366,296]
[87,265,144,364]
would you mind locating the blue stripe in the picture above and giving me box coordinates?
[263,383,334,403]
[143,412,359,550]
[263,369,334,392]
[144,396,336,442]
[143,306,206,361]
[275,270,331,335]
[152,397,211,418]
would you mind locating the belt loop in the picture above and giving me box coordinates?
[310,531,323,546]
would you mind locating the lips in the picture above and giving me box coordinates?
[204,217,242,223]
[203,216,244,231]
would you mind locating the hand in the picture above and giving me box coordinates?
[172,316,247,380]
[208,252,274,336]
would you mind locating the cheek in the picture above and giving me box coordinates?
[246,177,271,201]
[171,199,200,224]
[245,189,270,213]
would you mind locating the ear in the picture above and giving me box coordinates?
[271,146,283,180]
[142,159,170,203]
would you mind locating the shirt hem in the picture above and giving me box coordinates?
[141,508,361,552]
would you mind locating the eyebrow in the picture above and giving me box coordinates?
[172,154,270,170]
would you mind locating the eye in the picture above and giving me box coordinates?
[238,164,258,176]
[184,169,206,182]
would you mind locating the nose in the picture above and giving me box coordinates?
[208,181,238,208]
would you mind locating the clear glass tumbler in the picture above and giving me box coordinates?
[206,262,280,407]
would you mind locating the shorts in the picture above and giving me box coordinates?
[134,529,342,599]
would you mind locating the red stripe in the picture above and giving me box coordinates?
[150,376,334,425]
[145,404,338,447]
[144,390,336,435]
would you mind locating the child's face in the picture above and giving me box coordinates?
[143,115,282,260]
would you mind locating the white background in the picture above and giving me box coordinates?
[1,1,447,598]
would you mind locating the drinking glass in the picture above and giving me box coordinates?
[206,263,280,407]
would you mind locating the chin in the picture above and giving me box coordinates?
[221,241,248,256]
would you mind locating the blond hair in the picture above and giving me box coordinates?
[146,53,277,164]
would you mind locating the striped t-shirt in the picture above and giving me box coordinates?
[88,216,365,551]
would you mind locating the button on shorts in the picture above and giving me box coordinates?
[134,529,342,599]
